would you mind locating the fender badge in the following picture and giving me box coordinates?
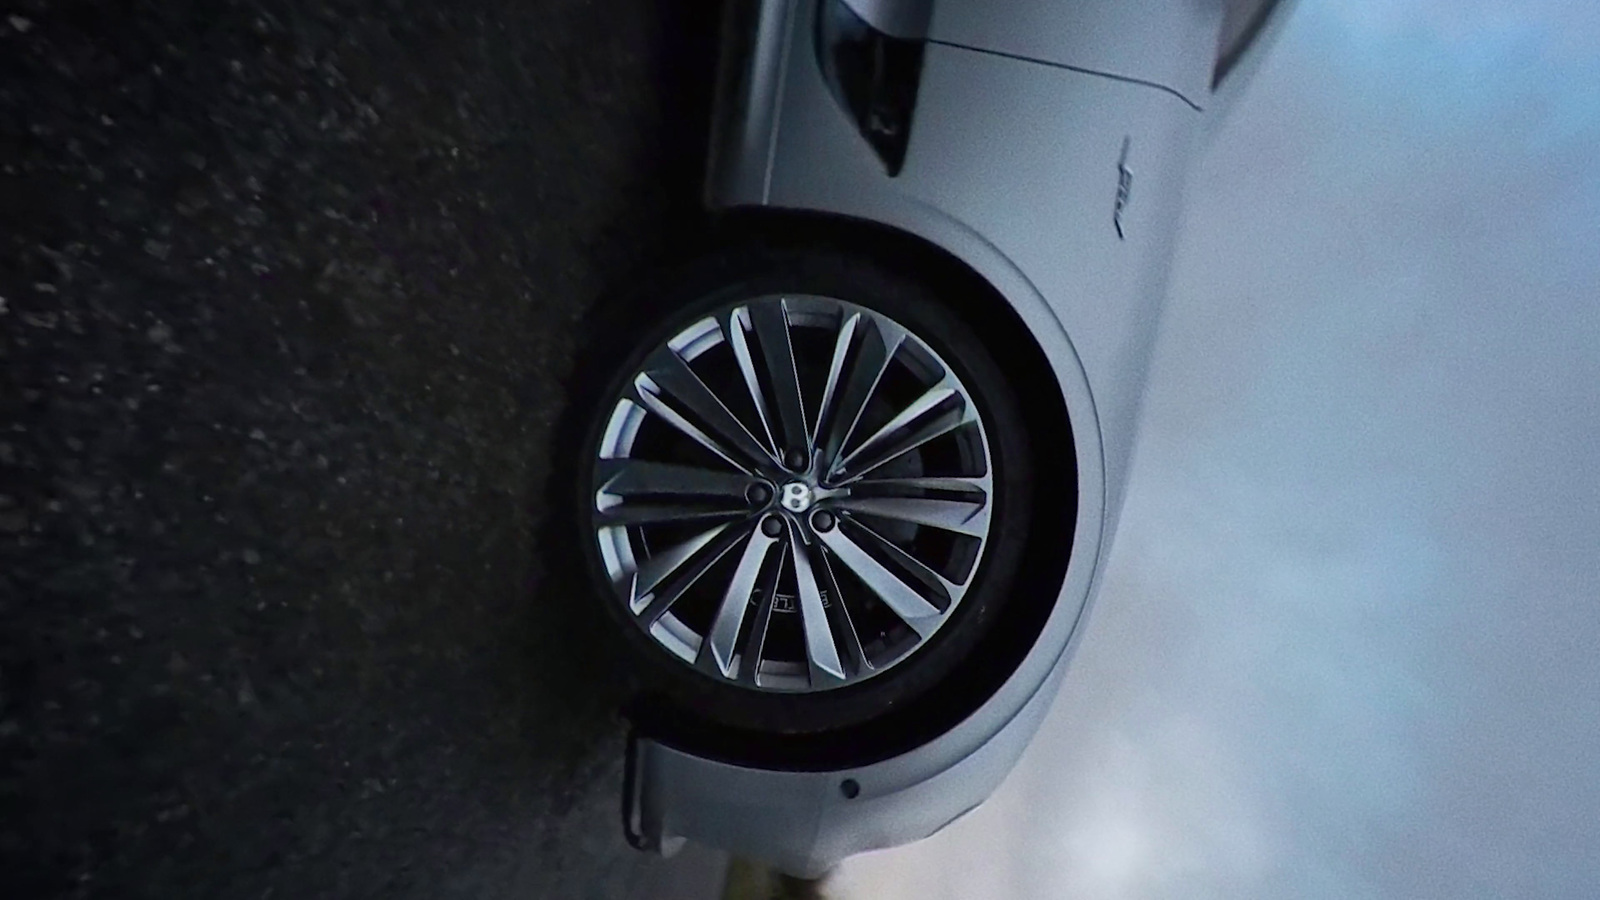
[1114,136,1133,241]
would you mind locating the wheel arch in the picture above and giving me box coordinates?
[631,205,1102,768]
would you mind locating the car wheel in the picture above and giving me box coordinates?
[572,246,1032,734]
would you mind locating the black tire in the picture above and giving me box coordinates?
[563,244,1033,735]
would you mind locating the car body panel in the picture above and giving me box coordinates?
[927,0,1225,104]
[631,0,1293,875]
[768,29,1204,544]
[634,629,1070,877]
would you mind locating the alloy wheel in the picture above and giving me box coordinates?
[591,295,996,692]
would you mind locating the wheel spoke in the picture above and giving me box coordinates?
[636,348,777,472]
[832,495,989,537]
[788,520,847,683]
[737,541,788,687]
[702,527,779,677]
[596,503,745,528]
[595,458,754,499]
[837,473,991,537]
[847,474,990,493]
[594,458,757,526]
[831,375,976,482]
[847,516,967,598]
[630,378,752,475]
[814,522,950,633]
[722,307,780,458]
[815,313,904,474]
[628,522,744,623]
[748,300,810,461]
[810,311,858,448]
[815,547,869,678]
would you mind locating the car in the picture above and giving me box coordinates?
[567,0,1296,877]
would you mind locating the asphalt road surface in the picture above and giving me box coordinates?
[1,1,733,897]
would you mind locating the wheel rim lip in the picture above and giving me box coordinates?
[589,293,996,694]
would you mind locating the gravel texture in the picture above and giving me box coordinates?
[0,1,722,896]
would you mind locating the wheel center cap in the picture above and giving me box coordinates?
[780,481,814,513]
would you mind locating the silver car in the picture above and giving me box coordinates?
[568,0,1295,877]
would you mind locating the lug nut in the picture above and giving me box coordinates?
[760,515,784,538]
[746,483,772,507]
[810,510,836,532]
[783,448,809,471]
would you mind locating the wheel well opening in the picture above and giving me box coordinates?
[631,208,1081,769]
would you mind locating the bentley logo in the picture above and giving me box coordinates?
[780,482,814,513]
[1114,136,1133,240]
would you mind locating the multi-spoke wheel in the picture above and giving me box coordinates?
[575,250,1031,733]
